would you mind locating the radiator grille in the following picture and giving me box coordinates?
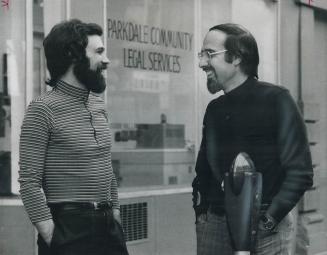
[120,202,148,242]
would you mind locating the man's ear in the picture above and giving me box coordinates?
[67,51,74,60]
[65,49,78,63]
[68,44,82,62]
[232,56,242,66]
[70,54,78,63]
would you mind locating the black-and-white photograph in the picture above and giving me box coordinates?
[0,0,327,254]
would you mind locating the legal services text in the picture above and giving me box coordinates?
[107,18,194,73]
[123,49,181,73]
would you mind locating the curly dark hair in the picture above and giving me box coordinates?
[43,19,103,86]
[209,23,259,78]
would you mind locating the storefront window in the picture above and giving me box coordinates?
[0,1,27,195]
[106,0,196,188]
[0,0,46,196]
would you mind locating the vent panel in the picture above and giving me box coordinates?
[121,202,148,242]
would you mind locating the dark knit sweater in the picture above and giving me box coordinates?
[193,77,313,223]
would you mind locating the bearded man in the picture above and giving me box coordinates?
[19,19,129,255]
[193,23,313,255]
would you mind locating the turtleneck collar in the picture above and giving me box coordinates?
[224,77,256,99]
[55,80,89,101]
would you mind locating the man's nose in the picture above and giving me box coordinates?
[102,55,110,65]
[198,57,208,69]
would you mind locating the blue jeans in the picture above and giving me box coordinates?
[38,207,129,255]
[196,209,294,255]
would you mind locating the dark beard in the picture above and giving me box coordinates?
[207,76,220,94]
[73,56,107,93]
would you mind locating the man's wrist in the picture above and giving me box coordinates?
[35,219,55,245]
[260,213,276,231]
[112,208,121,224]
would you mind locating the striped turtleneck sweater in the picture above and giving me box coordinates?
[19,80,119,223]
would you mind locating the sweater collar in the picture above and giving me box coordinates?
[224,77,255,100]
[55,80,89,101]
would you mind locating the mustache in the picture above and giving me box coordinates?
[201,65,212,72]
[98,63,108,71]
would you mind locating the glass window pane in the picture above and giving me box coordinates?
[0,0,27,195]
[107,0,196,188]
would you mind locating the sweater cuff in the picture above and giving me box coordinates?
[194,202,209,217]
[266,201,290,224]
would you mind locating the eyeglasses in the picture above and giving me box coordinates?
[198,49,227,60]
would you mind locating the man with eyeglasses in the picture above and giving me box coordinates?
[192,23,313,255]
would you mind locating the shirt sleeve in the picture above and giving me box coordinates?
[267,90,313,223]
[109,158,120,210]
[18,99,53,223]
[106,112,120,210]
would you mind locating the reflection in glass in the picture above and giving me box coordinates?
[107,0,196,188]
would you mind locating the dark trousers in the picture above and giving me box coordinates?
[196,208,294,255]
[38,206,129,255]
